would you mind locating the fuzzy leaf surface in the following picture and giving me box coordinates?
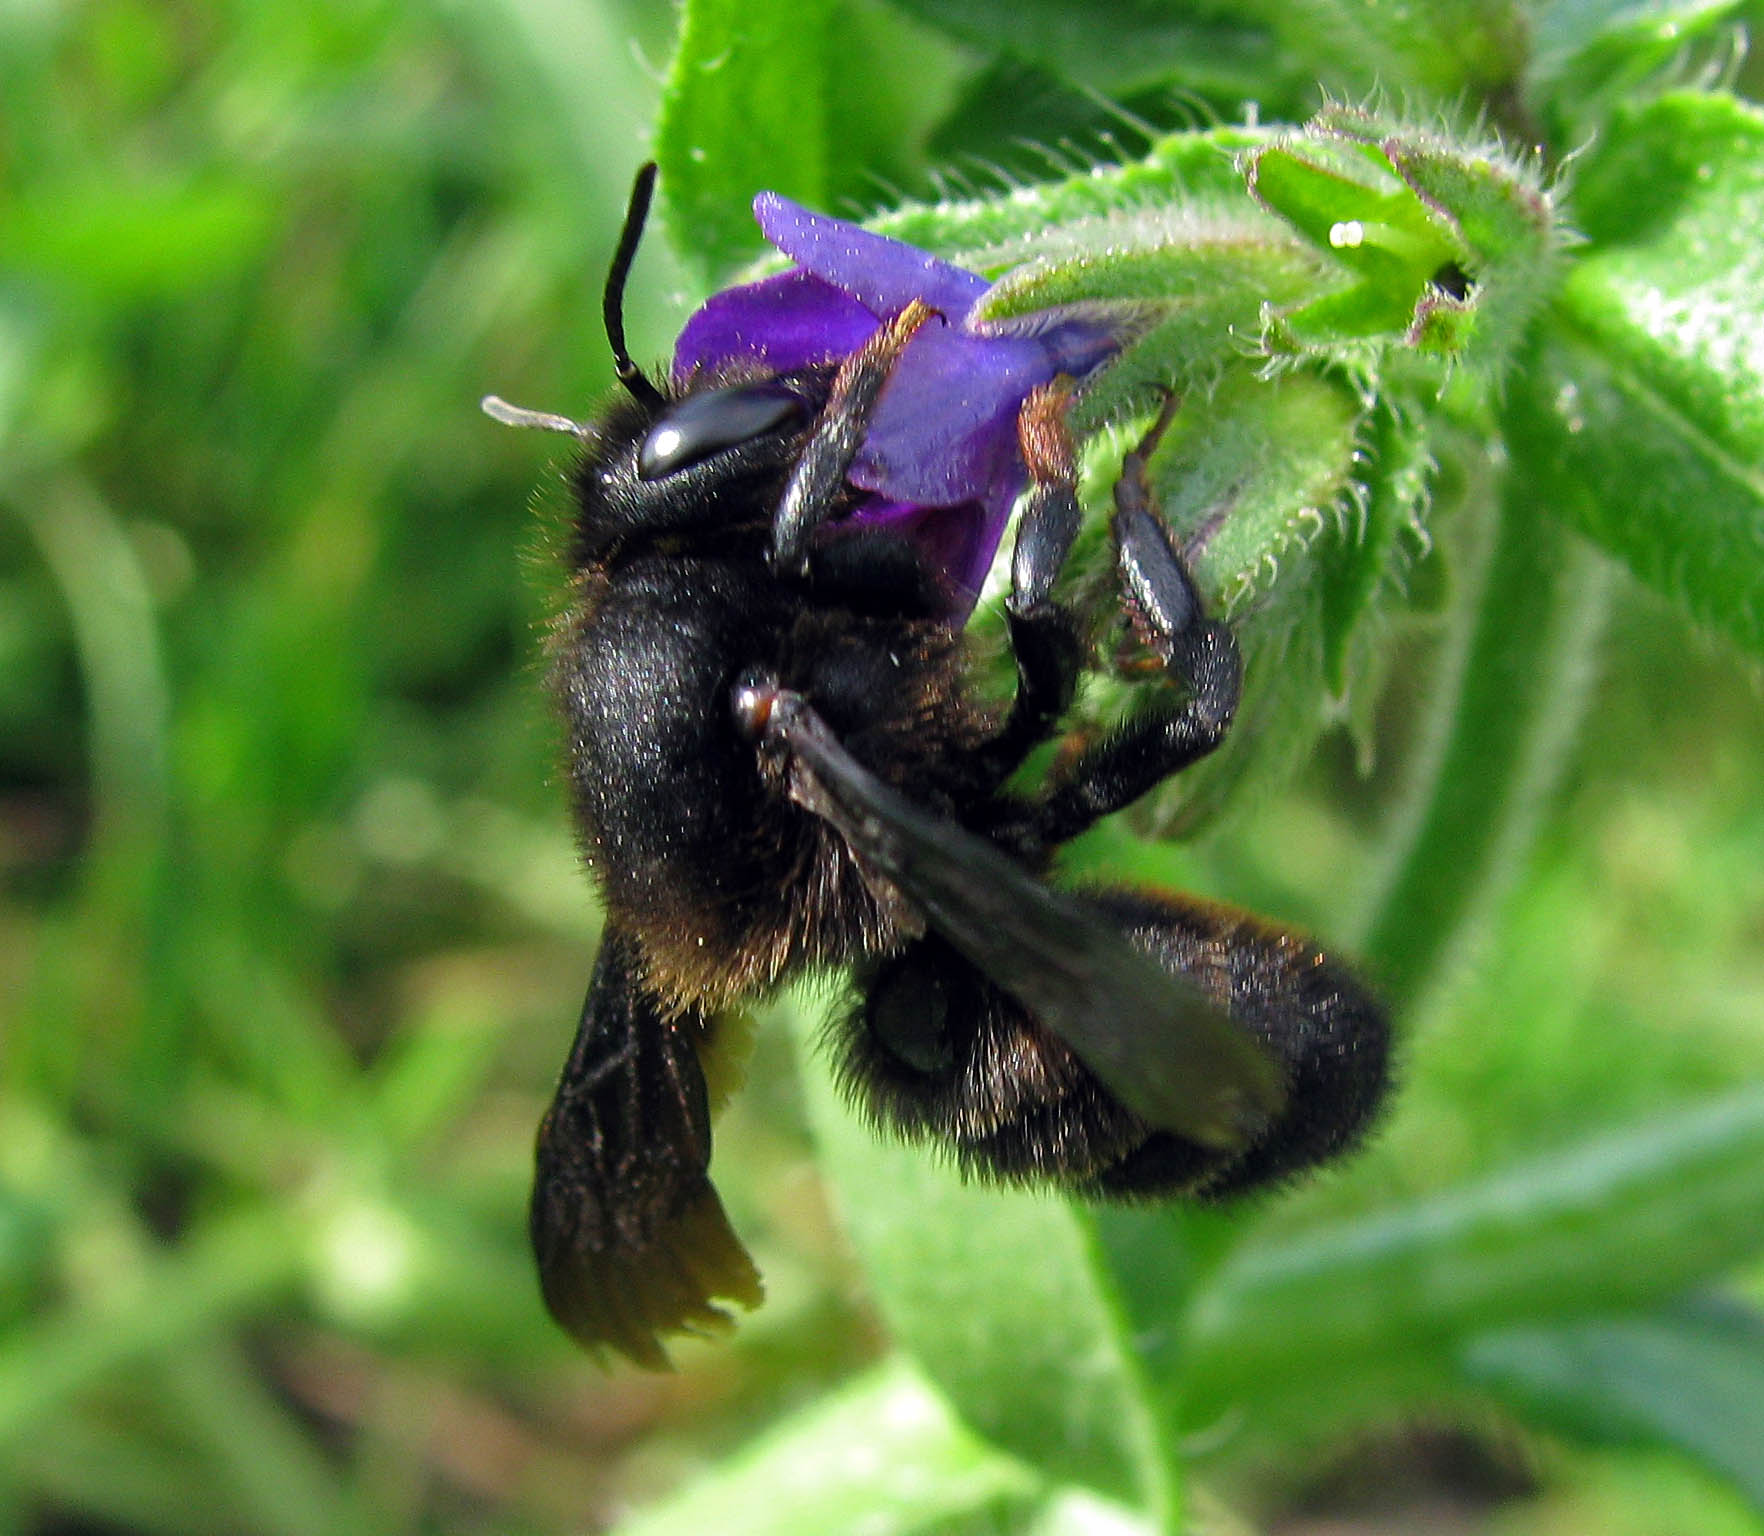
[614,1358,1042,1536]
[1505,93,1764,658]
[655,0,838,277]
[1462,1299,1764,1511]
[791,1008,1171,1515]
[1183,1087,1764,1424]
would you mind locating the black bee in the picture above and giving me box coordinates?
[486,166,1390,1369]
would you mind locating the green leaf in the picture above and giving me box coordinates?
[655,0,838,277]
[0,1187,53,1325]
[613,1358,1043,1536]
[17,1411,256,1536]
[653,0,971,280]
[154,1342,352,1536]
[1505,93,1764,659]
[1530,0,1748,142]
[791,1006,1173,1515]
[1463,1298,1764,1510]
[888,0,1276,96]
[1248,0,1529,104]
[923,58,1283,177]
[1182,1087,1764,1424]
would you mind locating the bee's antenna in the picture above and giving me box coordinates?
[605,163,668,413]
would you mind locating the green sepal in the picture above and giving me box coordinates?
[1072,368,1375,833]
[975,222,1334,422]
[1247,107,1560,376]
[867,126,1279,260]
[1319,400,1436,761]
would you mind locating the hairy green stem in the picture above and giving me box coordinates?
[1356,476,1611,1016]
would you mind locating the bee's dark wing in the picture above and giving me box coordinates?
[769,697,1285,1150]
[530,929,761,1369]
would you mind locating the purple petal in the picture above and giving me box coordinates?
[979,308,1139,379]
[848,328,1039,506]
[755,193,988,320]
[851,312,1124,507]
[674,268,877,381]
[662,196,1142,621]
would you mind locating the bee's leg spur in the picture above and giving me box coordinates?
[1034,397,1243,847]
[975,381,1087,783]
[771,299,936,575]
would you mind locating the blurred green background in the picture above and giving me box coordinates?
[5,1,1764,1533]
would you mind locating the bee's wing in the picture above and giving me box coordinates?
[530,929,762,1369]
[771,698,1285,1150]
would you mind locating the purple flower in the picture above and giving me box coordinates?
[673,195,1131,615]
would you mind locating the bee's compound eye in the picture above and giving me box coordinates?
[639,382,804,479]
